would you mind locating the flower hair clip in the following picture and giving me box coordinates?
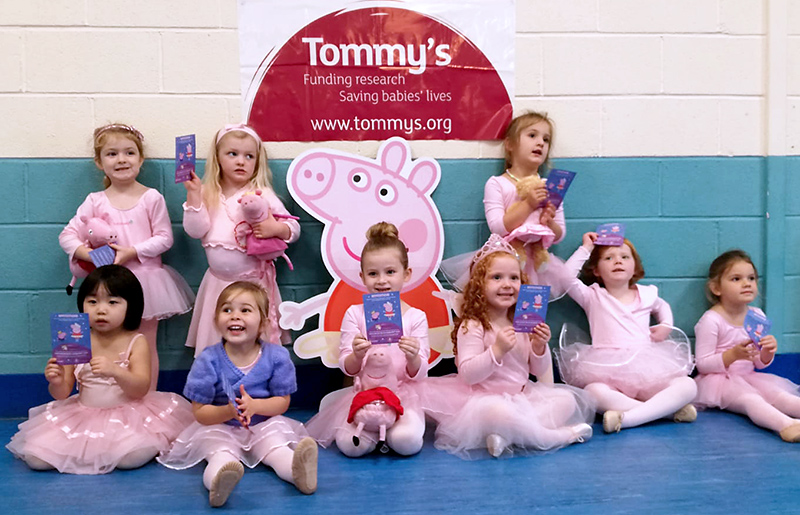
[470,234,519,269]
[93,124,144,143]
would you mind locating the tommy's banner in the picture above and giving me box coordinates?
[238,0,514,141]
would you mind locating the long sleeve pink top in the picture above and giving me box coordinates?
[483,175,565,243]
[339,304,430,382]
[694,308,772,375]
[456,320,551,395]
[562,246,673,348]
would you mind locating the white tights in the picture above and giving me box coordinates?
[585,376,697,428]
[202,442,295,490]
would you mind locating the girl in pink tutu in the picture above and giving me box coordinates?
[694,250,800,442]
[305,222,430,457]
[158,281,317,507]
[60,124,195,390]
[483,111,565,293]
[557,232,697,433]
[183,123,299,356]
[7,265,194,474]
[429,235,594,460]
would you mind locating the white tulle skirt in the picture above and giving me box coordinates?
[421,375,595,460]
[157,416,308,470]
[555,324,695,400]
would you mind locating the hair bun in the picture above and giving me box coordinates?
[365,221,399,242]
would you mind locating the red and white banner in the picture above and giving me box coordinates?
[238,0,514,141]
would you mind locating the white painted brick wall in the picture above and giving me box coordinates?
[0,0,794,158]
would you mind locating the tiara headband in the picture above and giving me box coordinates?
[471,234,519,270]
[94,124,144,143]
[216,123,262,146]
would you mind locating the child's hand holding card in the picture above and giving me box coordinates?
[363,291,403,344]
[744,309,772,350]
[50,313,92,365]
[175,134,196,184]
[595,223,626,246]
[543,169,576,209]
[513,285,550,333]
[88,245,116,267]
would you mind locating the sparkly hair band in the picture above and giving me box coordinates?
[471,234,519,269]
[94,124,144,143]
[216,123,262,146]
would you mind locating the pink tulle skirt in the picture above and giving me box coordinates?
[6,392,194,474]
[157,416,307,470]
[129,264,195,320]
[556,340,694,400]
[695,371,800,409]
[305,383,423,449]
[421,375,595,460]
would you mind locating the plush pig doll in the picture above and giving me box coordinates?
[347,345,404,452]
[66,214,117,295]
[235,190,296,269]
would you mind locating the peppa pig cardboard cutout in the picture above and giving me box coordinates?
[279,137,452,367]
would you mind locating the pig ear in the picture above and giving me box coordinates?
[101,213,113,224]
[407,160,439,194]
[380,139,408,175]
[80,215,89,224]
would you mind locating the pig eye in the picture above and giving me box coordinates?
[376,181,397,205]
[349,168,370,191]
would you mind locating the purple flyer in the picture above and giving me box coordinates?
[543,169,576,209]
[175,134,196,184]
[50,313,92,365]
[744,309,771,350]
[89,245,116,267]
[363,291,403,344]
[513,285,550,333]
[595,223,626,246]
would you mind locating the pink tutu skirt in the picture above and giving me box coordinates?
[421,375,595,460]
[695,371,800,409]
[157,416,307,469]
[129,263,195,320]
[305,383,423,449]
[556,334,694,401]
[6,392,194,475]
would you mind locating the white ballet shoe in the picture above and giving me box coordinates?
[209,460,244,507]
[570,423,593,443]
[292,437,318,494]
[673,403,697,423]
[486,434,508,458]
[603,410,624,433]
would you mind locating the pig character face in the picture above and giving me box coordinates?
[287,138,443,291]
[358,345,398,391]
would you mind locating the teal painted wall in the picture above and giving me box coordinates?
[1,155,798,376]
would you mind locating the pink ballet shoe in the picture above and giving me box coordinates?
[603,410,624,433]
[486,434,508,458]
[779,424,800,443]
[209,460,244,507]
[673,403,697,423]
[292,437,318,494]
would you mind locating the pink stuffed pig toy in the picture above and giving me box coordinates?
[347,345,404,452]
[235,190,296,269]
[66,214,117,294]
